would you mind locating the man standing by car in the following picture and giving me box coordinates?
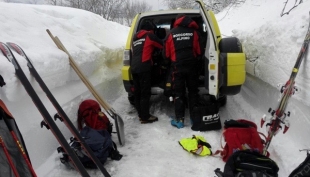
[163,14,202,128]
[131,21,163,124]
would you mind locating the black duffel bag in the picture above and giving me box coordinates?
[191,96,221,131]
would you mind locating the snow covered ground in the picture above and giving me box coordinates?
[0,0,310,176]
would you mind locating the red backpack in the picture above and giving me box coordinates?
[77,99,112,133]
[216,119,267,162]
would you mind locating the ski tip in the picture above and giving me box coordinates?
[7,42,18,47]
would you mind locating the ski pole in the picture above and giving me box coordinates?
[0,136,20,177]
[0,110,37,177]
[46,29,125,146]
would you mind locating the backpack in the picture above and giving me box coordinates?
[289,150,310,177]
[215,150,279,177]
[77,99,112,133]
[59,99,122,169]
[59,126,120,169]
[216,119,267,162]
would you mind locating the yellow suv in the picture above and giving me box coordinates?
[122,0,246,106]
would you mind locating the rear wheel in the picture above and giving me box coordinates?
[219,37,243,53]
[219,37,243,96]
[128,93,135,105]
[218,94,227,107]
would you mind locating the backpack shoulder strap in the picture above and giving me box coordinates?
[109,140,123,161]
[212,130,225,157]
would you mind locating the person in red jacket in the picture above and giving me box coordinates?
[163,14,202,128]
[131,21,163,124]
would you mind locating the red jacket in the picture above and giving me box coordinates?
[163,16,202,68]
[131,30,163,73]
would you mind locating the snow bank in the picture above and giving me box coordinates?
[0,2,128,171]
[1,0,310,176]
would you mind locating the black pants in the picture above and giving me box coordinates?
[172,65,199,120]
[132,71,151,120]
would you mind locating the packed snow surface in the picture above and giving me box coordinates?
[0,0,310,176]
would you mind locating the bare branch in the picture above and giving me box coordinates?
[280,0,303,17]
[163,0,195,9]
[120,0,152,26]
[46,0,58,5]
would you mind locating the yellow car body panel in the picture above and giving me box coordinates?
[208,10,222,47]
[125,14,139,50]
[122,66,132,81]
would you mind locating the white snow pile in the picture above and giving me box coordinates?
[0,0,310,176]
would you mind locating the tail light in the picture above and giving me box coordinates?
[123,50,130,66]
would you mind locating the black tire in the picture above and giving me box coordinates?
[128,93,135,105]
[218,94,227,107]
[219,37,243,53]
[220,85,241,96]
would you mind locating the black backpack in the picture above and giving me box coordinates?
[289,150,310,177]
[58,126,122,169]
[215,150,279,177]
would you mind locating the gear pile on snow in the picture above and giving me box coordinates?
[58,99,122,169]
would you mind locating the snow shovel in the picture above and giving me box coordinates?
[46,29,125,146]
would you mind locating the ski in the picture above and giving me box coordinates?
[261,12,310,155]
[46,29,125,146]
[7,42,111,177]
[0,42,90,177]
[0,135,20,177]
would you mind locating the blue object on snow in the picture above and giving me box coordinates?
[171,119,184,129]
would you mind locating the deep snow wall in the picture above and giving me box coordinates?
[1,1,310,176]
[0,47,124,168]
[0,2,129,169]
[217,0,310,174]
